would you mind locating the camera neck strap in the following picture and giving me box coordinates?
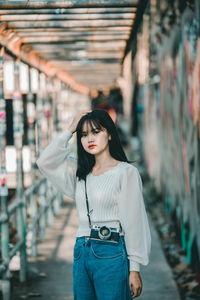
[84,177,93,228]
[84,176,122,233]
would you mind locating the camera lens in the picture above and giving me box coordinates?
[98,226,111,240]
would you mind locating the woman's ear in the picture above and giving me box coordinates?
[108,135,111,141]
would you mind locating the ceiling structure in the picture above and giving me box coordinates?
[0,0,147,94]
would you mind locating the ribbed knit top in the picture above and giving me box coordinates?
[36,130,151,272]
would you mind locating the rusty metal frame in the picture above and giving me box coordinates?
[0,0,143,90]
[0,0,139,9]
[0,24,89,94]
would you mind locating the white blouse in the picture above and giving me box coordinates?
[36,129,151,272]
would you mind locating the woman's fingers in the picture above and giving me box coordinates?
[129,271,142,298]
[68,111,90,133]
[130,282,134,297]
[131,285,142,298]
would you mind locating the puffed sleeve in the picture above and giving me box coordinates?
[36,130,77,199]
[118,165,151,272]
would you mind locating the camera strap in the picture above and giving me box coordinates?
[84,176,122,233]
[84,177,93,229]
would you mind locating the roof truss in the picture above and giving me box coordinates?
[0,0,145,92]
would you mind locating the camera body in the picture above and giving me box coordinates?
[90,224,120,242]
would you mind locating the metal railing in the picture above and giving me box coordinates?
[0,50,64,300]
[0,176,63,300]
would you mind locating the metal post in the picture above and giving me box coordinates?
[52,79,63,216]
[0,47,11,300]
[45,79,54,227]
[36,73,47,240]
[27,67,37,257]
[13,59,27,282]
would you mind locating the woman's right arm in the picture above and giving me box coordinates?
[36,112,89,198]
[36,129,77,199]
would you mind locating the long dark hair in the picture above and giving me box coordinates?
[76,109,129,180]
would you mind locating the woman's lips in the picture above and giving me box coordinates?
[88,145,96,149]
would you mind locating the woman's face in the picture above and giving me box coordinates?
[81,121,111,155]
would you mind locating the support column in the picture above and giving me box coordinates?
[45,78,54,227]
[13,59,27,282]
[0,47,11,300]
[52,79,63,216]
[36,73,47,240]
[27,67,37,257]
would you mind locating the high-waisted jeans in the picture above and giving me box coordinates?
[73,236,132,300]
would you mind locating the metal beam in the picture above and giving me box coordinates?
[14,31,130,37]
[21,36,129,43]
[0,13,135,21]
[54,63,120,69]
[124,0,147,59]
[0,7,137,14]
[61,70,120,75]
[40,51,123,58]
[34,47,124,54]
[39,57,120,63]
[6,19,134,28]
[0,1,139,9]
[75,76,117,80]
[51,61,121,68]
[14,26,131,32]
[0,26,89,94]
[0,0,141,92]
[26,40,126,49]
[73,71,119,75]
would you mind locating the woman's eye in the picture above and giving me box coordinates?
[93,130,100,134]
[81,133,87,137]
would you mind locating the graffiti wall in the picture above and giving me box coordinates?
[139,5,200,269]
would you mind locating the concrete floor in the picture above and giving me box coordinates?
[13,199,181,300]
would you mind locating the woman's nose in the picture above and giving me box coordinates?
[87,133,94,142]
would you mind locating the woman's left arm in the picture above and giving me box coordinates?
[118,165,151,297]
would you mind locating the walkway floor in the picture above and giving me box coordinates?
[13,198,181,300]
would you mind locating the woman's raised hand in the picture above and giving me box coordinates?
[68,111,91,134]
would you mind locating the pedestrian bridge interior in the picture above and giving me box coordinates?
[0,1,200,300]
[0,0,142,92]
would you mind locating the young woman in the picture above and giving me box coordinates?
[36,109,151,300]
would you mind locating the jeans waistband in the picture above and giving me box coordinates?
[76,235,125,246]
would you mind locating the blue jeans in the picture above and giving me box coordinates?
[73,236,132,300]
